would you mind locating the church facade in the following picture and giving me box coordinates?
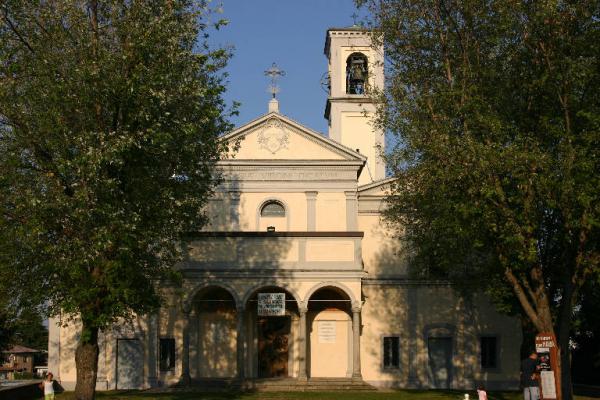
[48,27,522,391]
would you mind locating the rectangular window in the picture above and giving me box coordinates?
[159,338,175,371]
[480,336,498,369]
[383,336,400,369]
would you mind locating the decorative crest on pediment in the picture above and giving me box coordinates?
[257,117,289,154]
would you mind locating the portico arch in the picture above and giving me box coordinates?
[304,281,358,306]
[305,283,362,379]
[242,282,302,309]
[183,281,241,313]
[243,285,301,379]
[183,285,240,381]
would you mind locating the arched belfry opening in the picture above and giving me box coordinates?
[307,286,355,378]
[189,286,238,379]
[346,53,368,95]
[244,286,300,379]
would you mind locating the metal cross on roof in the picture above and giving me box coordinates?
[264,62,286,99]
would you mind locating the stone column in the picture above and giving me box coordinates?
[180,310,191,385]
[236,306,245,381]
[351,303,362,379]
[298,305,308,380]
[345,191,358,231]
[305,191,318,230]
[230,191,241,230]
[146,314,158,387]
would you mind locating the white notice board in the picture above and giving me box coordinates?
[257,293,285,316]
[540,370,557,399]
[318,320,336,343]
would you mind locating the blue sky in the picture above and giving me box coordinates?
[209,0,363,134]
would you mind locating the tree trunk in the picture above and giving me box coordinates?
[558,320,573,400]
[74,322,99,400]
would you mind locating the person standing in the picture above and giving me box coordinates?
[39,372,56,400]
[521,351,540,400]
[477,384,489,400]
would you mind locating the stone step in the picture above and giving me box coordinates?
[153,377,378,393]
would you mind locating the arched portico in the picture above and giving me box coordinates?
[183,281,241,313]
[243,285,301,379]
[305,284,362,379]
[179,284,243,384]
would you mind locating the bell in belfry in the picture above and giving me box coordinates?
[351,60,365,81]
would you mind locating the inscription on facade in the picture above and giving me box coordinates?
[318,320,336,343]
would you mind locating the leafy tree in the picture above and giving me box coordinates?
[0,308,15,353]
[357,1,599,399]
[0,1,231,398]
[12,308,48,353]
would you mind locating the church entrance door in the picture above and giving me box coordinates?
[257,316,290,378]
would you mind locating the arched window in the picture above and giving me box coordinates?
[260,201,285,217]
[346,53,368,94]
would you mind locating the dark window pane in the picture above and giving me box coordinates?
[383,336,400,368]
[480,336,497,369]
[261,201,285,217]
[159,338,175,371]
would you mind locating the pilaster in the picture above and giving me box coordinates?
[305,191,318,230]
[345,191,358,231]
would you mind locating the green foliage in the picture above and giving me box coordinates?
[11,308,48,352]
[358,0,599,332]
[0,308,15,352]
[0,0,231,333]
[13,371,35,379]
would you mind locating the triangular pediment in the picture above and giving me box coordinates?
[222,112,366,161]
[358,177,395,196]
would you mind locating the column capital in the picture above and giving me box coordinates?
[236,305,245,313]
[305,191,318,200]
[298,301,308,314]
[344,190,358,200]
[351,301,362,313]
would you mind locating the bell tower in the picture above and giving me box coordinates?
[324,27,385,185]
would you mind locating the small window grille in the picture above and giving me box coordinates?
[480,336,498,369]
[383,336,400,369]
[261,201,285,217]
[159,338,175,371]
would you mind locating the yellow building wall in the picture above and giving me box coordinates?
[359,213,408,277]
[309,310,351,378]
[315,192,346,231]
[239,192,307,231]
[360,285,521,389]
[196,311,237,378]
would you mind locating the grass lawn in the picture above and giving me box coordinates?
[54,391,599,400]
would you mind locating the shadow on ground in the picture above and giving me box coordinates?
[54,390,600,400]
[53,390,524,400]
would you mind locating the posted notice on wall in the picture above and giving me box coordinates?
[318,320,336,343]
[540,370,557,399]
[257,293,285,316]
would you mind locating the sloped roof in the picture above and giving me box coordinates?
[2,345,40,353]
[358,177,396,195]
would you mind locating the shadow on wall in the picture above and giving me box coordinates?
[362,218,518,390]
[156,174,309,383]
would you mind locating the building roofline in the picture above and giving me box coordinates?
[358,176,396,193]
[222,112,367,162]
[324,26,372,55]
